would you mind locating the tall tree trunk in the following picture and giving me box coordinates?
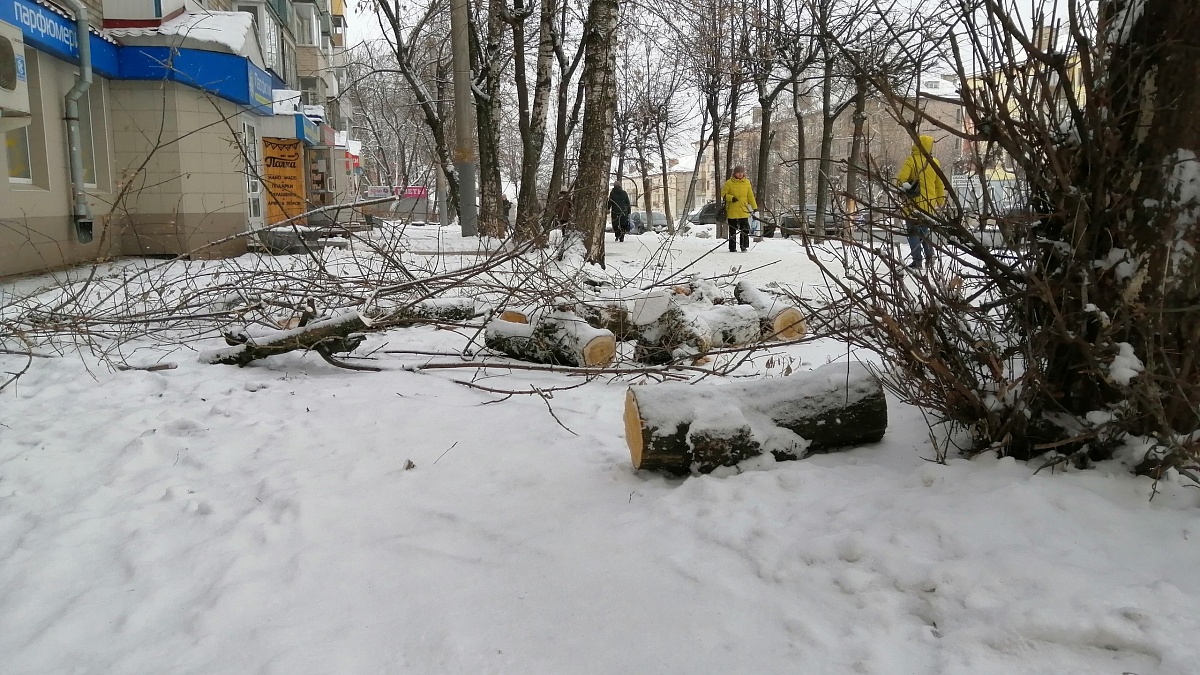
[792,79,808,213]
[542,5,584,231]
[575,0,620,266]
[513,0,558,243]
[814,52,835,236]
[1092,0,1199,432]
[476,3,507,237]
[845,75,868,237]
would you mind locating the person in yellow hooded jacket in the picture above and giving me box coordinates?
[895,135,947,270]
[721,165,758,252]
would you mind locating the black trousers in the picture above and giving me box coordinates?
[728,218,750,251]
[612,214,630,240]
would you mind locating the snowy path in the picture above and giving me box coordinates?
[2,228,1199,674]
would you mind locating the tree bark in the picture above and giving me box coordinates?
[625,361,887,473]
[575,0,620,266]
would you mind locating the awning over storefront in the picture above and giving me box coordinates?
[3,1,273,115]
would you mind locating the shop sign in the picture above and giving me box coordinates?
[321,124,336,148]
[395,186,428,199]
[365,186,391,199]
[262,138,307,225]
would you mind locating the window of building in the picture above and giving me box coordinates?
[242,122,263,220]
[6,127,32,182]
[6,51,44,186]
[299,77,319,106]
[296,5,316,46]
[238,4,260,30]
[263,17,279,70]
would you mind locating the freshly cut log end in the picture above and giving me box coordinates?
[735,280,808,341]
[582,333,617,367]
[625,389,646,469]
[772,308,807,340]
[499,310,530,324]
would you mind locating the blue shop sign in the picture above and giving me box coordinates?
[1,0,120,76]
[295,114,320,146]
[120,47,273,116]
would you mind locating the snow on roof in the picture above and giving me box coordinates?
[108,11,265,67]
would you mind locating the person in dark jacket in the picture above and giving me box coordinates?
[608,183,632,242]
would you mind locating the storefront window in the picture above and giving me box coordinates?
[6,128,32,182]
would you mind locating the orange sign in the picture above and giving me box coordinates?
[262,138,307,225]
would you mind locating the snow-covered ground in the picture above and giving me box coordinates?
[2,226,1199,674]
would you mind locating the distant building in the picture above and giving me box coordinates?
[1,0,358,277]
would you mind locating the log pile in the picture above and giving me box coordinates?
[624,361,887,474]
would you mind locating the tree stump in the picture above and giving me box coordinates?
[625,361,887,474]
[485,310,617,367]
[734,280,807,340]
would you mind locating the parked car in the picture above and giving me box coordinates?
[687,201,724,226]
[629,211,668,234]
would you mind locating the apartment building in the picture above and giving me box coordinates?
[0,0,357,277]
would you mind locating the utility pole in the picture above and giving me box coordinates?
[450,0,478,236]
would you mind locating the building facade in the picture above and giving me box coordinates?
[1,0,356,277]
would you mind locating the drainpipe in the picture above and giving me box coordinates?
[64,0,94,243]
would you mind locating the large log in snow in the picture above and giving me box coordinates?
[734,280,807,340]
[624,361,887,474]
[485,311,617,367]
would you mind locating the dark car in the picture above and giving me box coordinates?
[629,211,668,234]
[688,201,724,226]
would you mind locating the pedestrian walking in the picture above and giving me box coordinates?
[721,165,758,252]
[609,183,632,242]
[895,135,947,270]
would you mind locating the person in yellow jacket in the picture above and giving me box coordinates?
[722,165,758,252]
[895,135,947,270]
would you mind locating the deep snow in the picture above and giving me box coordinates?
[2,226,1199,674]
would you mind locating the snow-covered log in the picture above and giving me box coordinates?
[624,361,887,474]
[395,297,480,323]
[485,311,617,367]
[202,312,369,367]
[734,280,808,340]
[575,297,639,341]
[633,302,762,364]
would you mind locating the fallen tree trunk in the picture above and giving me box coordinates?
[624,361,887,474]
[202,298,481,367]
[485,310,617,367]
[734,280,807,340]
[202,312,369,367]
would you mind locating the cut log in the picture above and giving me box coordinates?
[625,361,887,474]
[633,302,762,364]
[576,298,639,341]
[734,280,807,340]
[485,311,616,367]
